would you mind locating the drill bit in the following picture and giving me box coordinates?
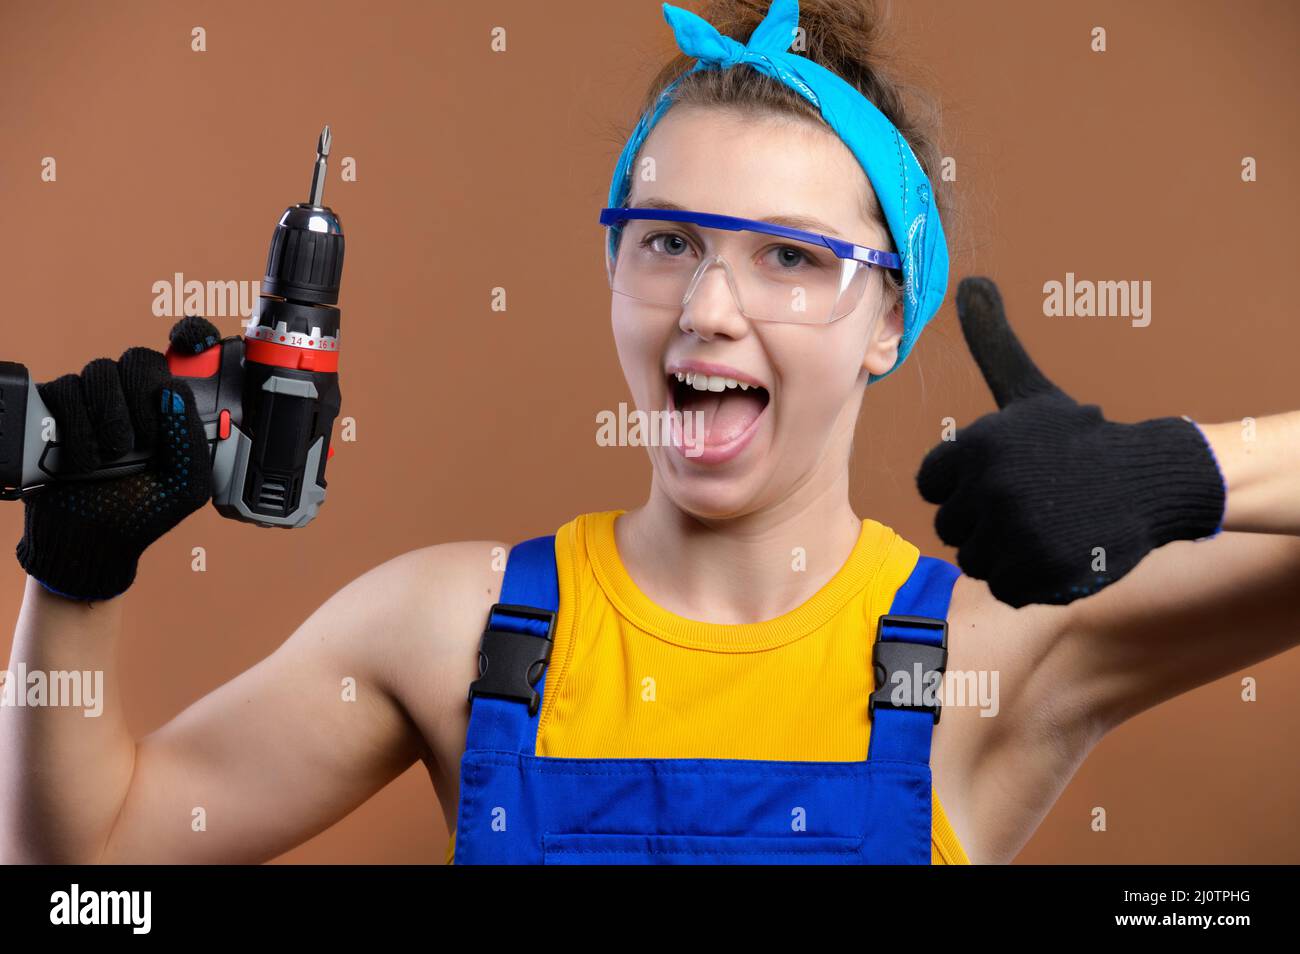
[308,124,331,207]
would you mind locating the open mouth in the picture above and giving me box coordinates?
[667,371,771,452]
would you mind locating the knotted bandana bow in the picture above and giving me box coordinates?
[607,0,949,382]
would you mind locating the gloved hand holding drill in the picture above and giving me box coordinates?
[16,318,221,602]
[6,127,346,602]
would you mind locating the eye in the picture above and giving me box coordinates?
[775,246,806,268]
[641,231,695,257]
[761,244,827,270]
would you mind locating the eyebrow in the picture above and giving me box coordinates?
[635,197,849,240]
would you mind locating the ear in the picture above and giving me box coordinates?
[863,296,904,378]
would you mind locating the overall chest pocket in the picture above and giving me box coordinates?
[541,832,865,865]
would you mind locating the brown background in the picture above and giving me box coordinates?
[1,0,1297,863]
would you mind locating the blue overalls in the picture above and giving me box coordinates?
[454,535,960,864]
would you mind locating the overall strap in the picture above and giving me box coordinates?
[866,555,961,765]
[463,535,559,755]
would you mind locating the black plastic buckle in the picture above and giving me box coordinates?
[467,603,557,717]
[869,614,948,725]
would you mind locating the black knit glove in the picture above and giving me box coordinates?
[16,317,220,602]
[916,278,1226,608]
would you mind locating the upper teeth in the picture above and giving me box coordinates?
[675,372,754,392]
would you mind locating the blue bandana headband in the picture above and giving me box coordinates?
[607,0,949,382]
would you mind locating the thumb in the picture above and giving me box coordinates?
[168,315,222,355]
[957,277,1061,408]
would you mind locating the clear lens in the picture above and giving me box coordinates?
[606,219,873,324]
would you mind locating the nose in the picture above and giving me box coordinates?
[679,255,750,341]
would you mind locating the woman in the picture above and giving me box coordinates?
[3,0,1299,865]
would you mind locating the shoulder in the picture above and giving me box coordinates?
[311,541,509,704]
[326,540,509,623]
[373,539,512,662]
[292,540,509,817]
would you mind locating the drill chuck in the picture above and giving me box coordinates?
[261,204,345,306]
[261,126,344,305]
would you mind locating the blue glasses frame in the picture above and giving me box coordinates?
[599,207,902,271]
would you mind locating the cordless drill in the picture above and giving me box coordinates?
[0,126,344,529]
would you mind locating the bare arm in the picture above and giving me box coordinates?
[1201,411,1300,535]
[0,545,467,864]
[966,433,1300,857]
[1064,530,1300,733]
[935,531,1300,864]
[933,413,1300,863]
[935,411,1300,861]
[1053,407,1300,732]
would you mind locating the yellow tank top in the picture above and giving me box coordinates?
[447,510,969,865]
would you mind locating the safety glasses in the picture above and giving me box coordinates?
[600,207,901,325]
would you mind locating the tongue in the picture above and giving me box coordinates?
[678,388,766,447]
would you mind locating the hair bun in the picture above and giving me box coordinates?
[701,0,893,82]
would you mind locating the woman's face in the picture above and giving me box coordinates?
[612,106,904,520]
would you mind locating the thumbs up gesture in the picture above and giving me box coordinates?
[916,277,1226,608]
